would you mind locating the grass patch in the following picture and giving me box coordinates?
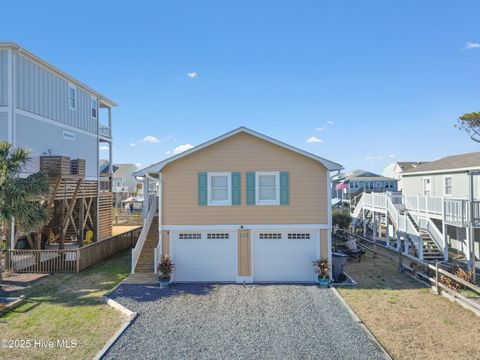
[0,250,131,360]
[337,246,480,360]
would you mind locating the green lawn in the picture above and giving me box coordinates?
[0,250,131,360]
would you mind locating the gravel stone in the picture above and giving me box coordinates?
[104,284,385,360]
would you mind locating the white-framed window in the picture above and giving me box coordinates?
[179,233,201,240]
[208,172,231,206]
[62,130,76,141]
[91,97,97,118]
[423,177,431,196]
[444,176,452,196]
[68,84,77,110]
[256,171,280,205]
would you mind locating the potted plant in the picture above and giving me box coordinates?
[158,255,174,288]
[313,259,330,287]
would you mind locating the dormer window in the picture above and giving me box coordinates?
[68,84,77,110]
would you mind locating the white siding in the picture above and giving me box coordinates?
[402,172,475,199]
[0,50,8,106]
[14,53,97,133]
[15,113,98,178]
[0,111,7,140]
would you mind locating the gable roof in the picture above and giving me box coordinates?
[134,127,343,176]
[403,152,480,175]
[342,169,396,182]
[0,42,117,107]
[396,161,429,172]
[113,164,138,178]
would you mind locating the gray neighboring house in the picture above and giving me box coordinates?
[333,169,398,199]
[383,161,428,191]
[353,152,480,269]
[0,42,115,178]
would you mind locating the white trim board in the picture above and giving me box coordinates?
[134,127,343,176]
[162,224,331,230]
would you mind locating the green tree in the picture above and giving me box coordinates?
[332,209,351,230]
[0,141,50,254]
[456,112,480,142]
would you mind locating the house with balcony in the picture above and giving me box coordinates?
[352,152,480,272]
[332,169,398,202]
[0,42,116,247]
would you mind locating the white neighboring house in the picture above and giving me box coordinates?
[353,152,480,271]
[383,161,428,191]
[112,164,139,193]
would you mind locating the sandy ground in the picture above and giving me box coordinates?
[337,247,480,360]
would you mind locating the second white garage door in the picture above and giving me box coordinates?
[171,231,236,282]
[252,230,319,282]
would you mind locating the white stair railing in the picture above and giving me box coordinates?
[415,216,444,252]
[131,197,158,273]
[352,194,365,218]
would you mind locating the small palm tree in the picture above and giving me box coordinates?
[0,142,50,275]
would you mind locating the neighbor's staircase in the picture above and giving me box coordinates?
[135,216,159,273]
[352,192,444,262]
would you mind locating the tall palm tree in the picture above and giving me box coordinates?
[0,142,50,272]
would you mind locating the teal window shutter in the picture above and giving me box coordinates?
[198,172,207,206]
[231,172,241,205]
[280,171,289,205]
[246,172,256,205]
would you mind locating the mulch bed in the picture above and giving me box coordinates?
[0,273,49,296]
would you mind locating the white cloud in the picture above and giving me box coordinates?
[141,135,160,144]
[135,162,142,168]
[306,136,322,143]
[365,155,383,161]
[99,145,109,151]
[187,72,198,79]
[130,143,136,147]
[315,127,325,131]
[388,153,396,158]
[465,42,480,50]
[165,150,172,155]
[327,120,334,125]
[173,144,194,155]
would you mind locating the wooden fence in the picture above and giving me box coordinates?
[346,232,480,316]
[7,228,142,274]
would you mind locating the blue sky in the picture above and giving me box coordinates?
[2,1,480,173]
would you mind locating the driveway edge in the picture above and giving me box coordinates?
[331,287,393,360]
[93,283,137,360]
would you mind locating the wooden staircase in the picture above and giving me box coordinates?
[420,230,444,261]
[134,216,159,273]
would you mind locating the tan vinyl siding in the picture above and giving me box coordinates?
[162,132,328,225]
[162,230,170,256]
[320,229,328,260]
[238,230,251,276]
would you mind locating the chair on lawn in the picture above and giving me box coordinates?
[337,235,365,262]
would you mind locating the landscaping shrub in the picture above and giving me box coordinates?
[332,209,352,230]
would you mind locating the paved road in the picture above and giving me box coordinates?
[104,284,386,360]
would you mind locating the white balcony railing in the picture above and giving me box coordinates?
[99,125,112,138]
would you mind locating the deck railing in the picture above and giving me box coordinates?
[7,228,141,273]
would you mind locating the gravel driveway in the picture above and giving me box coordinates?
[104,284,386,360]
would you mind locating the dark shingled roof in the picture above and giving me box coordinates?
[403,152,480,174]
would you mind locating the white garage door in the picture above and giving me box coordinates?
[252,231,319,282]
[171,231,236,282]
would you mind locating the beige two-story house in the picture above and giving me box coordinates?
[132,127,342,283]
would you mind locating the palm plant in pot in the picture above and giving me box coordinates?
[313,259,330,287]
[158,255,174,288]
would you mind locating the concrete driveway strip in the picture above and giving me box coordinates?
[104,284,386,360]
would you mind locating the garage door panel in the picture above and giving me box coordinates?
[253,231,318,282]
[172,231,236,282]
